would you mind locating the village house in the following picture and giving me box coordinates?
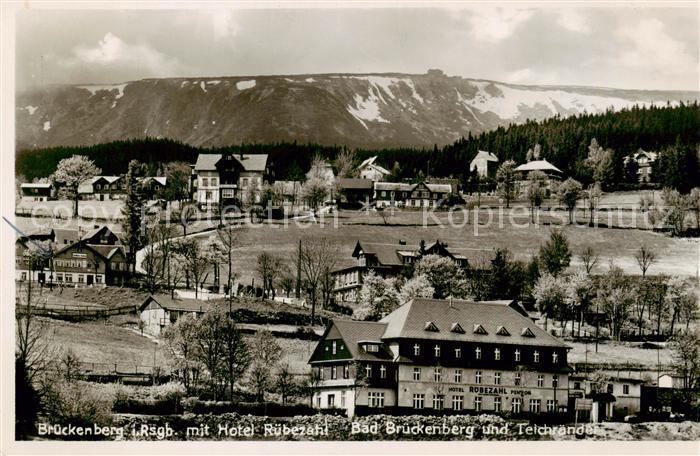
[374,181,452,208]
[139,176,167,200]
[331,240,469,303]
[193,153,270,208]
[469,150,499,178]
[309,298,571,417]
[78,176,125,201]
[15,225,129,286]
[20,182,52,202]
[514,159,563,181]
[335,178,374,208]
[138,294,212,336]
[624,149,658,183]
[569,374,645,421]
[357,156,390,182]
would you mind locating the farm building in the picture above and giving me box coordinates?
[335,178,374,208]
[138,294,212,336]
[20,182,52,201]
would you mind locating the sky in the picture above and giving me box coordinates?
[15,5,700,92]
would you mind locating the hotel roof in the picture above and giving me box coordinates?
[194,154,268,172]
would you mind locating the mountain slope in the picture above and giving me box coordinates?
[15,71,697,150]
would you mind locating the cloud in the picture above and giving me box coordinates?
[466,7,534,42]
[67,32,183,75]
[556,9,591,34]
[617,18,697,76]
[211,10,239,41]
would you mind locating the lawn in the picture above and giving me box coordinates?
[566,339,672,368]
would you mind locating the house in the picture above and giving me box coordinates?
[335,178,374,208]
[193,153,270,208]
[308,298,571,417]
[514,160,563,180]
[140,176,167,200]
[20,183,52,202]
[469,150,499,178]
[624,149,658,183]
[358,156,390,182]
[139,294,212,336]
[331,239,469,303]
[78,176,125,201]
[374,181,452,208]
[15,225,128,286]
[569,374,645,421]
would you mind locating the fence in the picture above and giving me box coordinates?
[16,303,137,320]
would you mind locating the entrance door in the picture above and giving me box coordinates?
[86,275,94,285]
[100,194,104,201]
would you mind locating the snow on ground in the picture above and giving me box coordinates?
[346,91,390,128]
[207,80,221,85]
[403,79,424,104]
[455,89,484,126]
[200,81,207,93]
[468,80,675,120]
[181,81,189,87]
[305,77,316,83]
[236,80,256,90]
[24,106,38,115]
[43,121,51,131]
[77,83,128,99]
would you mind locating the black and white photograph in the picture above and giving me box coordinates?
[2,1,699,453]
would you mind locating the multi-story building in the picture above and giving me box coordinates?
[469,150,499,178]
[374,181,452,208]
[331,240,469,303]
[20,183,52,202]
[309,298,571,417]
[357,156,390,182]
[623,149,658,183]
[78,176,125,201]
[569,374,645,421]
[193,153,270,208]
[15,225,129,286]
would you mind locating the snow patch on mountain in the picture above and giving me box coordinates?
[347,92,389,128]
[351,76,399,101]
[43,121,51,131]
[78,83,128,99]
[200,82,207,93]
[24,106,38,115]
[207,80,221,85]
[305,78,316,83]
[236,80,256,90]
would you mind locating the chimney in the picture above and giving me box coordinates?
[398,240,406,245]
[449,297,453,308]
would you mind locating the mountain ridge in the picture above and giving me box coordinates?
[16,71,698,150]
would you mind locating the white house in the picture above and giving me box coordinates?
[469,150,499,178]
[138,294,212,336]
[193,153,269,208]
[358,156,390,182]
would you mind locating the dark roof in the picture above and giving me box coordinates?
[194,153,268,172]
[327,320,392,362]
[139,294,212,313]
[379,298,569,348]
[336,178,374,190]
[53,228,82,245]
[88,244,125,260]
[353,241,419,266]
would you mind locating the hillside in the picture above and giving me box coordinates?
[15,70,697,150]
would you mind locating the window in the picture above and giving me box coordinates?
[552,352,559,363]
[552,375,558,388]
[368,392,385,408]
[413,367,422,381]
[413,393,425,409]
[380,365,387,379]
[534,350,540,363]
[413,344,420,356]
[455,347,462,358]
[475,371,482,384]
[474,396,482,412]
[433,368,442,382]
[537,374,544,388]
[433,394,444,410]
[434,344,441,357]
[319,367,324,380]
[475,347,482,359]
[211,178,218,186]
[316,395,321,408]
[623,384,630,395]
[332,341,337,355]
[512,398,522,413]
[365,365,372,378]
[494,397,502,412]
[452,395,463,411]
[494,372,501,385]
[365,344,379,353]
[343,365,349,379]
[20,272,27,281]
[515,349,521,362]
[607,384,614,394]
[328,394,335,408]
[205,191,213,201]
[78,274,84,283]
[56,273,63,282]
[341,391,346,408]
[454,369,462,383]
[546,400,557,412]
[65,273,73,282]
[529,399,541,413]
[331,366,337,380]
[201,178,208,187]
[574,381,581,390]
[515,372,521,386]
[494,348,501,360]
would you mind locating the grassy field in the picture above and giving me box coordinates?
[566,340,672,367]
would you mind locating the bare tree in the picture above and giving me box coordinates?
[579,246,599,276]
[248,330,282,402]
[179,238,211,299]
[635,245,657,278]
[257,252,283,299]
[669,330,700,415]
[275,364,298,405]
[298,236,340,323]
[216,224,242,300]
[162,314,201,393]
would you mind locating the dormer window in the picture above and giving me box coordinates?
[424,321,439,332]
[450,323,465,334]
[413,343,420,356]
[534,350,540,362]
[521,327,535,337]
[473,324,488,335]
[515,349,521,362]
[475,346,482,359]
[434,344,441,357]
[365,344,379,353]
[332,341,337,355]
[496,326,510,336]
[494,348,501,360]
[552,352,558,363]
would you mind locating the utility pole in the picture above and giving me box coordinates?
[295,239,302,299]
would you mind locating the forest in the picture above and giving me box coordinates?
[16,102,700,192]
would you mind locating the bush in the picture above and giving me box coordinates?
[41,381,115,439]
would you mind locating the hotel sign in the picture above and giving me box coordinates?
[468,386,533,397]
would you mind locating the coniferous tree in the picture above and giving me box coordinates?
[121,160,147,272]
